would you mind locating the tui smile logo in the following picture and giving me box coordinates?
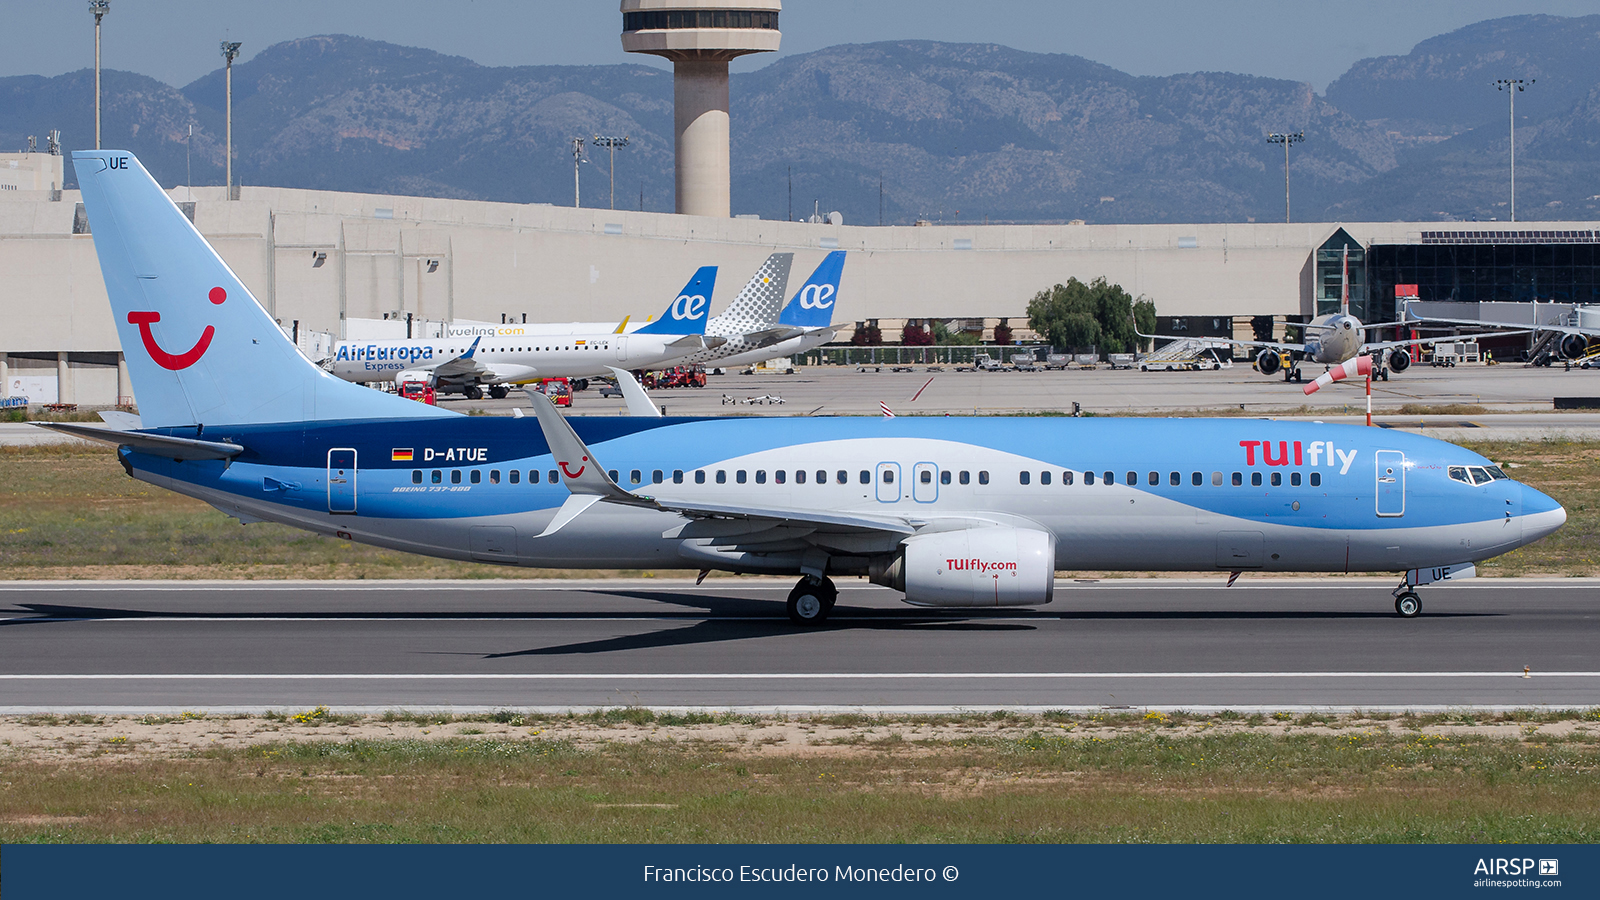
[559,456,588,479]
[127,286,226,370]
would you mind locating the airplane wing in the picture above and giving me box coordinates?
[33,422,243,460]
[739,326,808,348]
[524,390,922,539]
[1362,331,1532,354]
[1132,320,1304,353]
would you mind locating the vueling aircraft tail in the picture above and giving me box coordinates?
[73,150,451,428]
[634,265,716,335]
[778,251,845,328]
[708,253,793,336]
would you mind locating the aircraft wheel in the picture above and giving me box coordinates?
[1394,592,1422,618]
[488,385,509,400]
[573,379,589,392]
[464,385,484,400]
[787,576,836,626]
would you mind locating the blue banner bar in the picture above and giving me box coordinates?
[3,844,1593,898]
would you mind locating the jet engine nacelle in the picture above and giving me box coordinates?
[1387,347,1411,373]
[1560,333,1589,360]
[1255,348,1282,376]
[871,526,1056,607]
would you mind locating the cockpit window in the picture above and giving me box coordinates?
[1486,466,1509,481]
[1448,466,1470,484]
[1467,466,1492,485]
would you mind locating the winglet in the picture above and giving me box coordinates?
[524,390,656,508]
[605,366,661,417]
[462,336,482,359]
[612,316,631,335]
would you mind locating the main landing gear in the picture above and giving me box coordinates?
[787,576,837,625]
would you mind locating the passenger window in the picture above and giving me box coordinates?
[509,470,519,484]
[1040,471,1051,485]
[1271,472,1281,487]
[1085,471,1095,485]
[1212,472,1223,486]
[776,470,787,484]
[1062,471,1073,485]
[1232,472,1242,486]
[548,470,559,484]
[1192,472,1202,486]
[608,470,619,482]
[673,470,684,484]
[1291,472,1301,486]
[652,470,664,484]
[1019,471,1031,485]
[489,470,500,484]
[921,470,932,484]
[736,470,747,484]
[452,470,462,484]
[716,470,727,484]
[1126,471,1136,485]
[432,470,442,484]
[959,471,970,485]
[860,470,870,484]
[1251,472,1262,487]
[1310,472,1322,487]
[882,469,894,484]
[978,470,990,485]
[817,470,828,484]
[1148,472,1158,486]
[836,470,847,484]
[630,470,642,484]
[695,470,706,484]
[1104,471,1114,485]
[412,470,422,484]
[1169,472,1180,486]
[940,471,951,485]
[796,470,806,484]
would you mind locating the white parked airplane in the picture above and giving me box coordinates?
[704,251,846,369]
[325,268,722,399]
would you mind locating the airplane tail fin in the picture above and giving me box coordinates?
[778,251,845,328]
[635,266,716,335]
[707,253,793,336]
[73,150,451,428]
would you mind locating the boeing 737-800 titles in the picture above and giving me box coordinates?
[46,152,1565,624]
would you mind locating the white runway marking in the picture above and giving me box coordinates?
[3,672,1598,680]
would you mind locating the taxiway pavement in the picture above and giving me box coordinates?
[2,579,1596,713]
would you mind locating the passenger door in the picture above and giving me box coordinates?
[327,448,357,514]
[912,462,939,503]
[1375,450,1405,517]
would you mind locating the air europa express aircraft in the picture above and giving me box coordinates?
[48,151,1566,624]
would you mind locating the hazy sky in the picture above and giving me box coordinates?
[6,0,1600,91]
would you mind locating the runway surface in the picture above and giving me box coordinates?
[2,579,1598,713]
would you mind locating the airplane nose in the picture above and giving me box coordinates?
[1519,483,1566,544]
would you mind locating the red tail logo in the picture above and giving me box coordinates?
[558,456,588,479]
[127,287,227,371]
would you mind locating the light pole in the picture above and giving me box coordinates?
[570,137,586,208]
[221,41,242,200]
[591,135,629,210]
[1494,78,1533,222]
[1266,131,1304,223]
[90,0,109,149]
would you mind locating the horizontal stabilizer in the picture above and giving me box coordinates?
[33,422,243,460]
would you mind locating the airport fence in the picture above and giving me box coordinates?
[808,345,1051,367]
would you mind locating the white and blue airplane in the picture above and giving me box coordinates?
[699,250,847,370]
[324,268,721,399]
[44,151,1566,624]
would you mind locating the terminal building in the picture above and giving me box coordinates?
[3,147,1599,405]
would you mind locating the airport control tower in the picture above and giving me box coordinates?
[621,1,780,217]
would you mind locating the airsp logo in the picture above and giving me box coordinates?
[670,293,707,320]
[798,283,836,309]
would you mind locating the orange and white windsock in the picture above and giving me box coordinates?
[1302,354,1373,396]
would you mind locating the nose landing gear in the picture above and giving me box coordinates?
[787,576,837,625]
[1393,589,1422,618]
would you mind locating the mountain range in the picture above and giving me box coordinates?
[2,14,1598,225]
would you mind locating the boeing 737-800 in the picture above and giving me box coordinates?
[46,152,1566,624]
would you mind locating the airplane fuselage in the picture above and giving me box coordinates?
[1303,313,1365,367]
[129,416,1562,581]
[327,334,698,386]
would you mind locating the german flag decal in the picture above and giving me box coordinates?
[391,448,414,462]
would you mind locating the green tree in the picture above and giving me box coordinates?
[1028,277,1153,354]
[1133,298,1157,352]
